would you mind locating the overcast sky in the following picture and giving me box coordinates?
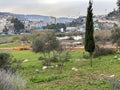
[0,0,117,17]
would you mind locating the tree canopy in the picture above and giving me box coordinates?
[85,1,95,53]
[45,23,66,32]
[11,18,24,34]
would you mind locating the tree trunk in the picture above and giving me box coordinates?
[90,52,93,67]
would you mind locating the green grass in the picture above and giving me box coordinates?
[1,50,120,90]
[0,43,20,48]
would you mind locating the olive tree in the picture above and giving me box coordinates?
[32,31,60,66]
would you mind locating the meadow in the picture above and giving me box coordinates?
[1,49,120,90]
[0,34,120,90]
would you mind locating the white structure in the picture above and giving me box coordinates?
[49,16,56,24]
[66,27,77,32]
[0,15,15,33]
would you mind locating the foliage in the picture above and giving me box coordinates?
[95,30,111,45]
[0,52,23,72]
[0,53,10,68]
[11,18,24,34]
[32,31,60,53]
[46,23,66,32]
[85,1,95,53]
[56,32,84,37]
[111,27,120,49]
[0,69,26,90]
[85,1,95,67]
[106,78,120,90]
[30,74,67,83]
[32,31,60,66]
[94,47,115,57]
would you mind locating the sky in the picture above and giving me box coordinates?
[0,0,117,17]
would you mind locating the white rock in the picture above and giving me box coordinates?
[114,56,118,59]
[72,67,78,72]
[108,75,115,78]
[23,59,28,62]
[42,66,47,70]
[55,65,58,67]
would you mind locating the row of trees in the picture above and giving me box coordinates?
[45,23,66,32]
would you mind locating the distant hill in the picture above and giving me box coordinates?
[0,12,74,24]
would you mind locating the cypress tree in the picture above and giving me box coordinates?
[85,0,95,67]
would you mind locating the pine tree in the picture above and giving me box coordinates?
[85,0,95,67]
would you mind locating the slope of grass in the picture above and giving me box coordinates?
[1,50,120,90]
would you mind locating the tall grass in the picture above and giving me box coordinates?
[0,69,26,90]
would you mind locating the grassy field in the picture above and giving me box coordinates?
[1,49,120,90]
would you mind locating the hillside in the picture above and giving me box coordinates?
[0,12,74,24]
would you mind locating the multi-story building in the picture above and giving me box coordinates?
[0,15,15,34]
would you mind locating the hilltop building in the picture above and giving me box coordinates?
[49,16,56,24]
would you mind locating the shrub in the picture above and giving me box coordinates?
[111,27,120,50]
[94,30,111,45]
[106,78,120,90]
[94,47,115,57]
[0,53,10,68]
[0,69,26,90]
[0,53,23,72]
[83,46,115,58]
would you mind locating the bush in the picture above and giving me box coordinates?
[0,69,26,90]
[94,30,111,45]
[0,53,23,71]
[83,46,115,58]
[94,47,115,57]
[106,78,120,90]
[111,27,120,49]
[0,53,10,68]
